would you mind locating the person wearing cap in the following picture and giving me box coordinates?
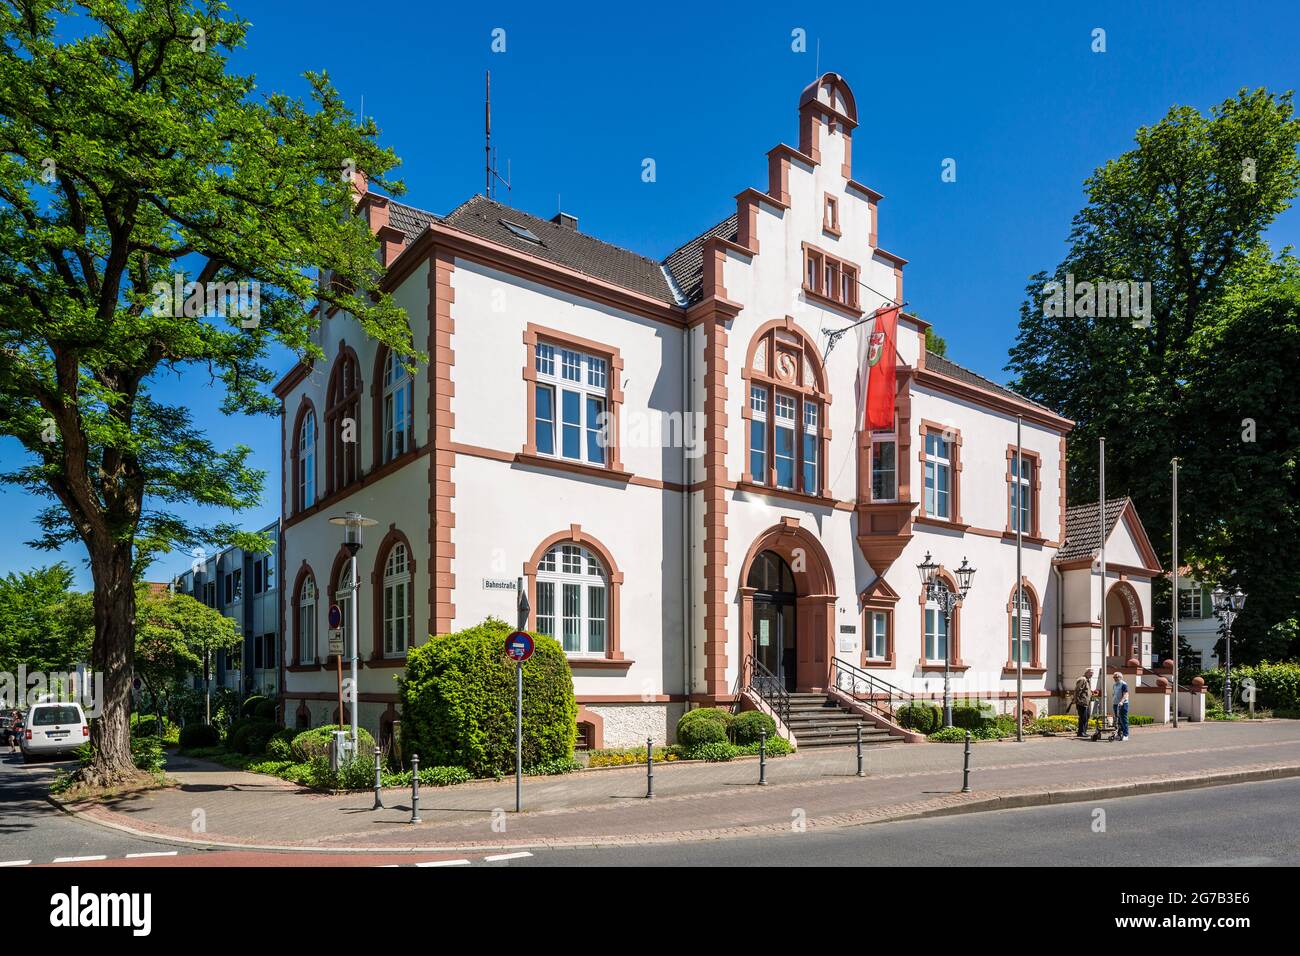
[1072,669,1094,737]
[1111,670,1130,742]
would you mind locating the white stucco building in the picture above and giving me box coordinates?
[273,74,1168,748]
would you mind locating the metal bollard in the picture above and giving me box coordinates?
[961,731,972,793]
[758,728,767,786]
[856,724,865,777]
[410,753,422,824]
[371,746,384,810]
[646,736,654,799]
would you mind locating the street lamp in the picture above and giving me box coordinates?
[329,511,377,751]
[1210,585,1247,715]
[917,551,976,727]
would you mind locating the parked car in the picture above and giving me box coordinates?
[20,701,89,762]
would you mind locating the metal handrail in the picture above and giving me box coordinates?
[744,654,790,731]
[829,656,913,724]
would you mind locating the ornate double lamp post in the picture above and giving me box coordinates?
[1210,585,1247,715]
[917,551,976,728]
[328,511,377,752]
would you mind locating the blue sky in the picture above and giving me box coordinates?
[2,0,1298,588]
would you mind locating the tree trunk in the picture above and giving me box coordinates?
[80,540,143,788]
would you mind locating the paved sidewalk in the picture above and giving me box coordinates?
[66,721,1300,851]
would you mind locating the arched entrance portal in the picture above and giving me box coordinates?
[748,552,798,690]
[739,520,837,692]
[1105,579,1145,667]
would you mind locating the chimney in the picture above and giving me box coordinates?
[550,211,578,231]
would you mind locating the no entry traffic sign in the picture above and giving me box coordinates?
[505,631,534,662]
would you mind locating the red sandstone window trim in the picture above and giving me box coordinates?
[801,242,860,314]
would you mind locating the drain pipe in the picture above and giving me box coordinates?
[682,323,695,712]
[1053,563,1064,711]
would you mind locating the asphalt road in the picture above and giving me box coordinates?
[3,751,1297,867]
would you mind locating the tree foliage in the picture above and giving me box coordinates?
[1007,89,1300,653]
[0,0,413,783]
[0,562,92,671]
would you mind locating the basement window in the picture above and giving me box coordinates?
[500,219,544,245]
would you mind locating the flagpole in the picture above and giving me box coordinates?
[1172,458,1179,728]
[1016,415,1024,742]
[1097,438,1107,739]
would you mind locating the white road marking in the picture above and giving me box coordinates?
[0,860,32,867]
[415,858,471,867]
[483,852,533,862]
[52,855,107,863]
[125,851,179,858]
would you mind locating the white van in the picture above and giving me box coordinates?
[21,701,89,761]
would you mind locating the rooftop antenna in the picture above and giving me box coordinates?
[485,71,511,200]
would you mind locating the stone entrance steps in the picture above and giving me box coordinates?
[785,692,896,748]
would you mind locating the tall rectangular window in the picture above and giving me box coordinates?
[1012,592,1032,663]
[535,384,555,455]
[749,386,767,483]
[561,582,582,653]
[871,433,896,501]
[870,611,888,660]
[925,603,948,662]
[774,393,796,489]
[1011,454,1033,533]
[802,401,819,492]
[924,431,952,519]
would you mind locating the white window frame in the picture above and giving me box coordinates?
[382,351,413,463]
[924,431,952,519]
[1012,591,1032,664]
[1179,585,1203,619]
[802,400,819,493]
[924,597,949,663]
[298,576,317,665]
[773,392,797,490]
[382,543,411,658]
[749,385,768,483]
[869,611,888,661]
[534,544,608,657]
[298,411,316,510]
[535,345,609,466]
[1011,454,1032,533]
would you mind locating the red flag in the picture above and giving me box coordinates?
[864,306,900,431]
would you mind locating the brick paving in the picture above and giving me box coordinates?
[67,721,1300,851]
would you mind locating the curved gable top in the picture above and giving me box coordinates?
[799,72,858,124]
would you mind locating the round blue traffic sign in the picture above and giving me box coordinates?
[328,604,343,629]
[505,631,534,662]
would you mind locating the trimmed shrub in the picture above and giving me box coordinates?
[130,713,178,740]
[290,724,376,763]
[951,700,997,731]
[240,695,267,718]
[525,757,583,776]
[735,736,793,757]
[397,617,576,777]
[729,710,777,745]
[587,746,679,768]
[230,718,277,755]
[688,741,738,762]
[929,724,1007,742]
[178,723,221,749]
[254,699,279,721]
[265,728,296,761]
[676,707,731,748]
[381,765,473,788]
[897,702,942,735]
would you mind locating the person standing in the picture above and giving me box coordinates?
[1112,670,1130,741]
[1072,669,1094,737]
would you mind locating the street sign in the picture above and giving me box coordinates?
[328,603,343,629]
[505,631,534,662]
[328,629,345,656]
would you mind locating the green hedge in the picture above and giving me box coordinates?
[240,695,268,718]
[897,702,942,734]
[952,700,997,731]
[729,710,776,745]
[397,617,576,777]
[290,724,376,763]
[1200,662,1300,711]
[228,717,278,755]
[677,707,731,748]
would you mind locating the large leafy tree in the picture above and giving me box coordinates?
[0,562,92,673]
[1007,89,1300,655]
[0,1,412,785]
[134,586,238,726]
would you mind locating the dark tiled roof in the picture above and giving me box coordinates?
[662,214,739,304]
[1058,498,1130,561]
[441,195,677,304]
[388,200,438,245]
[925,351,1056,414]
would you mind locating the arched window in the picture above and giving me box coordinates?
[743,321,828,497]
[331,553,354,663]
[381,350,413,463]
[1007,582,1041,669]
[535,544,608,656]
[382,542,412,657]
[296,409,316,511]
[297,574,318,665]
[326,349,362,494]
